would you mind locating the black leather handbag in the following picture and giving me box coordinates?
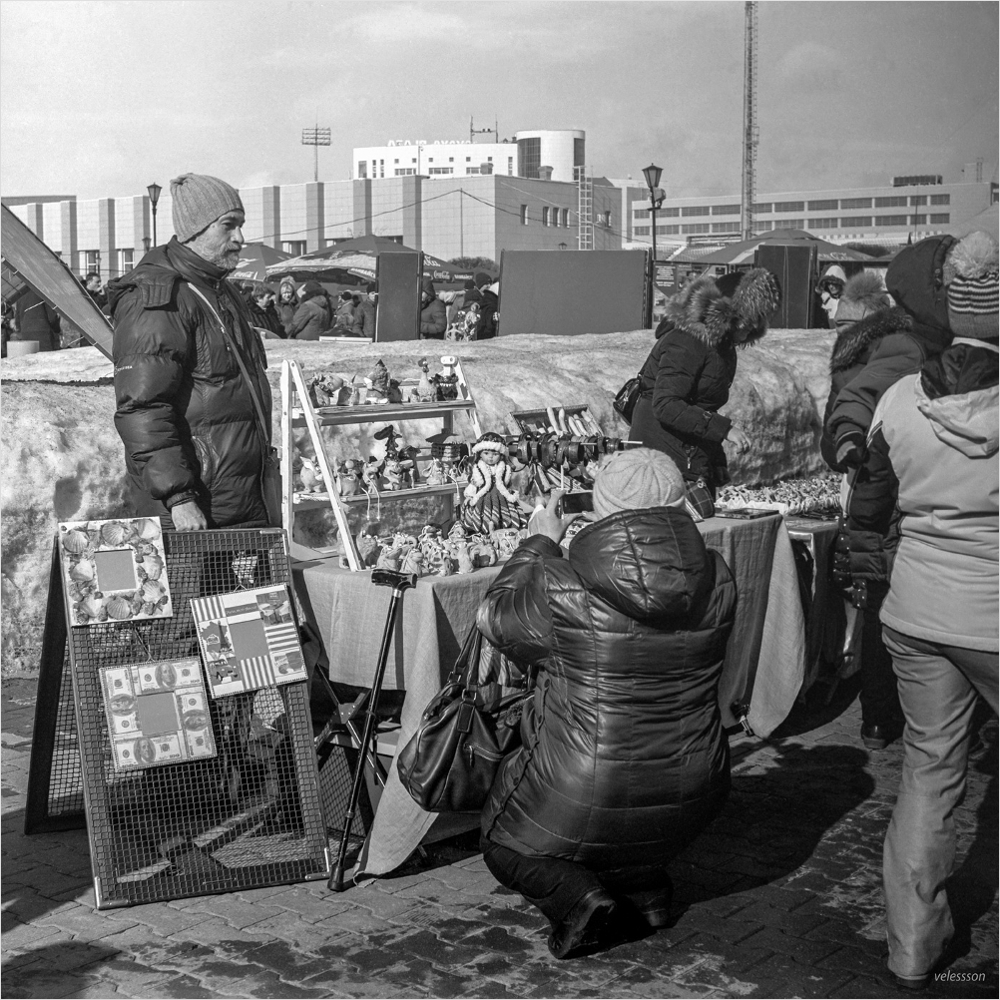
[396,625,531,813]
[613,373,644,424]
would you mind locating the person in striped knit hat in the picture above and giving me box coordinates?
[846,230,997,989]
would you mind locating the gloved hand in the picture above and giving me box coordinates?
[835,431,866,469]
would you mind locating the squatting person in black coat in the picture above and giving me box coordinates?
[108,173,274,531]
[478,448,737,959]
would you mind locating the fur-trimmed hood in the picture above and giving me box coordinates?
[829,306,913,374]
[661,268,781,348]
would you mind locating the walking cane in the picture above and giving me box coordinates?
[329,568,417,892]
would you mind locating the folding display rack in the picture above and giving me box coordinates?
[280,358,484,569]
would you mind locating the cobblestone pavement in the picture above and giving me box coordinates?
[3,675,996,1000]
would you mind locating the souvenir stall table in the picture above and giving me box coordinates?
[295,510,807,880]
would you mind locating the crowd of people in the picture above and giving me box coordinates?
[11,169,995,983]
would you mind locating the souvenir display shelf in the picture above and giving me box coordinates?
[280,359,484,570]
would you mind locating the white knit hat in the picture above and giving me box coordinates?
[170,173,243,242]
[593,448,686,519]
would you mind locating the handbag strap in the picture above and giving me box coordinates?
[447,622,484,694]
[186,283,271,452]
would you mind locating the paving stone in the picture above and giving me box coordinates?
[34,906,140,942]
[181,896,289,930]
[0,968,109,1000]
[143,974,226,999]
[124,902,215,935]
[223,969,329,998]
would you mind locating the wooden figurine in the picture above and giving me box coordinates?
[361,456,384,494]
[338,459,362,497]
[415,357,435,402]
[299,456,324,494]
[431,355,460,401]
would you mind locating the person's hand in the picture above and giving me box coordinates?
[527,490,578,544]
[725,426,751,454]
[171,501,207,532]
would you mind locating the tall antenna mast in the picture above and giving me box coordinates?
[740,1,759,240]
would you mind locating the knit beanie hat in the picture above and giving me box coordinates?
[474,271,492,288]
[593,448,686,519]
[170,174,243,242]
[834,271,890,325]
[943,231,999,341]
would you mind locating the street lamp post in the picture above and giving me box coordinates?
[642,163,664,326]
[147,182,162,248]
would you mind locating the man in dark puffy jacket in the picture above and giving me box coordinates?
[286,281,332,340]
[108,173,273,531]
[478,448,736,959]
[418,277,447,338]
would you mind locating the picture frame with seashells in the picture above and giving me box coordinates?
[57,516,174,626]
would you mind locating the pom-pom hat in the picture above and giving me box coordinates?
[944,231,999,341]
[472,432,508,457]
[170,173,243,242]
[593,448,687,520]
[834,271,891,326]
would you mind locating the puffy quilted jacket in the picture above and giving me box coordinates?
[108,238,272,528]
[478,509,736,875]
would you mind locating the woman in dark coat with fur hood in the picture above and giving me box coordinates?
[630,269,781,495]
[479,449,737,960]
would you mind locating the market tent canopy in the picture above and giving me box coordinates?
[945,202,999,240]
[228,243,291,284]
[695,229,876,266]
[2,205,113,359]
[267,241,497,290]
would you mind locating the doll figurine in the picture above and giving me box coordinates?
[361,456,383,494]
[338,459,362,497]
[460,432,525,535]
[423,457,446,486]
[383,456,405,491]
[299,456,324,494]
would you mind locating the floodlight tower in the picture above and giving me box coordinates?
[302,125,331,183]
[740,1,759,240]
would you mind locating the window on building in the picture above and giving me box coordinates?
[379,159,384,178]
[542,207,550,226]
[394,168,416,176]
[358,161,368,179]
[634,225,651,236]
[520,205,529,225]
[930,193,950,206]
[774,201,805,212]
[840,217,872,227]
[661,206,680,217]
[552,209,560,228]
[634,208,650,220]
[508,157,514,175]
[574,137,585,167]
[448,157,454,163]
[841,198,872,210]
[428,167,454,175]
[808,199,839,211]
[773,219,805,229]
[81,250,100,275]
[411,157,416,164]
[875,215,908,226]
[562,208,569,227]
[930,213,950,224]
[712,222,741,233]
[910,214,927,225]
[394,158,399,164]
[488,157,493,162]
[681,206,710,217]
[909,195,927,206]
[681,223,711,234]
[875,196,907,208]
[711,204,741,215]
[661,225,680,235]
[466,157,471,162]
[120,248,134,272]
[809,218,838,229]
[282,241,306,255]
[753,203,773,213]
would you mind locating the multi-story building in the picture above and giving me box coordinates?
[353,129,585,183]
[619,164,997,253]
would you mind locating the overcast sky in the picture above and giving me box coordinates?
[1,1,997,201]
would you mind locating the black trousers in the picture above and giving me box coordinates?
[860,581,902,727]
[481,836,671,927]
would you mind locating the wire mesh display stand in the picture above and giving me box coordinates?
[28,525,330,908]
[280,358,484,568]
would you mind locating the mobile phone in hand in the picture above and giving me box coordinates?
[556,491,594,517]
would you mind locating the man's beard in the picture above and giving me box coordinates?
[207,245,242,272]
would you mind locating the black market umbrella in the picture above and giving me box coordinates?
[228,243,291,284]
[696,229,876,266]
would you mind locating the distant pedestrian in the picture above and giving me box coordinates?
[286,280,332,340]
[275,277,298,334]
[11,287,61,352]
[419,277,447,338]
